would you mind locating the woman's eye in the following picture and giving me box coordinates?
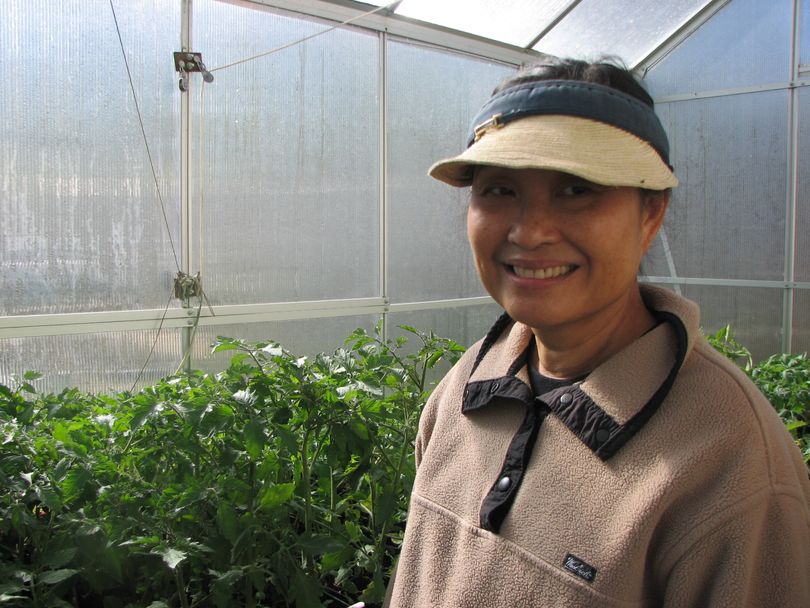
[559,184,592,197]
[484,185,515,197]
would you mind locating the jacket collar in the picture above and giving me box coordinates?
[461,285,697,461]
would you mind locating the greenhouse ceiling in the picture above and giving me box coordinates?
[259,0,727,68]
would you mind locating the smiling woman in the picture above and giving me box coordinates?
[383,57,810,608]
[467,166,667,378]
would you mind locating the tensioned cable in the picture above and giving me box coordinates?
[208,0,402,73]
[110,0,181,392]
[129,287,174,393]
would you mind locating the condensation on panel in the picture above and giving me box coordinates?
[645,0,791,97]
[534,0,708,69]
[644,91,787,281]
[795,88,810,282]
[792,289,810,355]
[0,328,183,394]
[674,284,784,362]
[192,1,380,305]
[192,315,381,374]
[0,0,181,315]
[386,41,514,303]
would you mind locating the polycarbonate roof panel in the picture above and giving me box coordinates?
[378,0,572,48]
[533,0,711,66]
[357,0,713,67]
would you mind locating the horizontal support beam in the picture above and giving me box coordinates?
[3,279,807,339]
[642,276,810,289]
[654,80,810,104]
[0,298,386,339]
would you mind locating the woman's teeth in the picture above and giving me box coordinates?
[512,264,575,279]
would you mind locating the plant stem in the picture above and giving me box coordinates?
[175,567,190,608]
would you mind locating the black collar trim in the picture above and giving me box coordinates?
[461,311,689,461]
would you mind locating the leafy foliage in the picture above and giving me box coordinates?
[0,324,464,607]
[705,325,810,463]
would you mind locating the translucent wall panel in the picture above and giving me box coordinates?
[0,0,180,315]
[670,284,784,362]
[193,2,379,305]
[387,302,502,349]
[387,302,503,384]
[0,328,182,394]
[793,290,810,354]
[534,0,708,69]
[645,0,791,97]
[801,0,810,68]
[795,87,810,282]
[386,41,513,303]
[194,315,380,372]
[645,91,787,280]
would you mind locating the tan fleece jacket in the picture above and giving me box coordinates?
[385,285,810,607]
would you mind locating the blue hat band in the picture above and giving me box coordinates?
[467,79,671,166]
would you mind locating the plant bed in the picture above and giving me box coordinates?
[0,324,464,607]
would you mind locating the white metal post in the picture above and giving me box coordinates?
[180,0,195,371]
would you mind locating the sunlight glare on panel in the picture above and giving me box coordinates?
[378,0,573,48]
[533,0,710,66]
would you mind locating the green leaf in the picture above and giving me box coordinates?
[129,399,164,431]
[296,534,346,556]
[244,419,265,459]
[40,548,77,569]
[0,583,25,594]
[61,467,92,504]
[159,547,187,571]
[38,568,79,584]
[258,482,295,510]
[291,571,322,608]
[216,502,240,543]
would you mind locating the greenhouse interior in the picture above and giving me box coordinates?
[2,0,810,606]
[2,0,808,393]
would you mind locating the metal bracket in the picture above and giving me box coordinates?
[174,271,203,300]
[174,51,213,92]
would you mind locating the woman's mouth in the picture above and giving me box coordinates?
[511,264,577,279]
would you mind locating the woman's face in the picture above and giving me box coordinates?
[468,166,668,335]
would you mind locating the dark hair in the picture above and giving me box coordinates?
[494,56,655,110]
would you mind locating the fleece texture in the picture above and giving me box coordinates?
[384,285,810,607]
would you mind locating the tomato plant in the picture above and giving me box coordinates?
[0,323,464,607]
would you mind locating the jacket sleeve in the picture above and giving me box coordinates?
[661,490,810,607]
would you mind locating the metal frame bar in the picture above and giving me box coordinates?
[379,30,389,343]
[783,0,802,352]
[641,277,810,289]
[634,0,732,73]
[222,0,539,65]
[654,81,810,104]
[1,298,386,339]
[525,0,585,50]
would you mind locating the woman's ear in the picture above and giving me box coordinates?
[640,190,671,253]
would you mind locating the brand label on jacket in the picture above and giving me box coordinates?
[563,554,597,583]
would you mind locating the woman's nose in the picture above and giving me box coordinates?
[507,199,561,249]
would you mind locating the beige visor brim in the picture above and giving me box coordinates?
[428,115,678,190]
